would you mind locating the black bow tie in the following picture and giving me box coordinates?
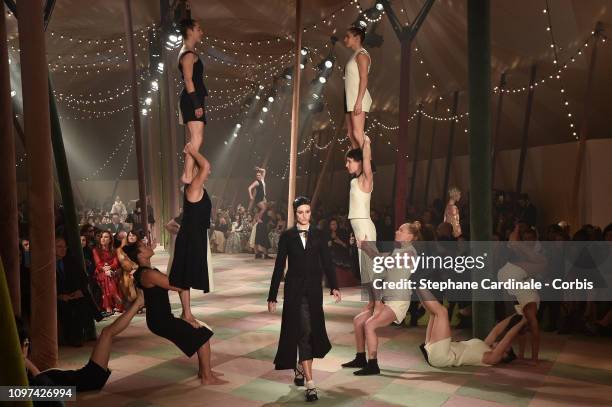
[298,230,308,235]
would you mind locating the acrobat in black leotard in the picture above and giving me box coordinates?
[135,266,213,356]
[178,50,208,124]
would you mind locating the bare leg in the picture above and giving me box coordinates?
[420,300,452,344]
[301,359,313,382]
[350,111,367,148]
[90,294,144,369]
[198,342,227,385]
[181,121,205,184]
[353,310,372,352]
[523,302,540,362]
[425,311,435,344]
[345,113,358,149]
[179,289,200,328]
[364,306,396,359]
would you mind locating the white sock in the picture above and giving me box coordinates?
[306,380,315,390]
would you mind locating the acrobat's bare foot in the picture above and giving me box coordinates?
[201,375,228,385]
[198,370,225,378]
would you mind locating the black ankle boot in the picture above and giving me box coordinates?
[353,358,380,376]
[341,352,367,368]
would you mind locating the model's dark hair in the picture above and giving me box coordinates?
[345,148,363,162]
[348,25,366,43]
[179,18,198,38]
[293,196,311,212]
[123,243,141,265]
[501,347,517,364]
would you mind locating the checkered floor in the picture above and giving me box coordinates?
[61,251,612,406]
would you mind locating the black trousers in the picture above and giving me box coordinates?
[298,296,313,362]
[57,298,96,346]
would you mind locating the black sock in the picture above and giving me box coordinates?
[342,352,367,368]
[353,358,380,376]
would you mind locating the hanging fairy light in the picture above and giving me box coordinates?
[82,124,133,181]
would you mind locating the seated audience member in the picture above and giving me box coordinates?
[225,214,244,254]
[55,236,97,346]
[92,231,123,316]
[327,218,352,268]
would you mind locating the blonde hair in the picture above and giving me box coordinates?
[449,187,461,200]
[400,222,422,241]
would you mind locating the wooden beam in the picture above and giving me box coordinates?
[123,0,149,237]
[467,0,494,339]
[17,0,57,369]
[424,98,439,206]
[408,104,423,206]
[442,91,459,201]
[287,0,302,227]
[491,72,507,189]
[515,64,537,194]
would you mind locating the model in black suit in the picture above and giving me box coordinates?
[268,196,341,402]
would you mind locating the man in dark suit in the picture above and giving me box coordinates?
[268,196,341,402]
[55,236,97,346]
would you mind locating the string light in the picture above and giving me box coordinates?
[81,124,133,181]
[493,32,598,95]
[15,152,27,169]
[118,135,135,178]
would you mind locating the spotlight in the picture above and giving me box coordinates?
[236,123,242,128]
[301,48,308,56]
[224,140,228,145]
[157,62,164,73]
[151,80,159,91]
[268,96,274,102]
[233,133,238,138]
[300,63,305,69]
[318,76,327,84]
[259,84,265,90]
[324,59,333,68]
[376,2,384,11]
[262,106,269,112]
[312,93,319,99]
[169,34,178,43]
[358,20,367,28]
[141,108,148,116]
[255,95,261,100]
[145,97,152,105]
[11,90,16,97]
[259,119,264,124]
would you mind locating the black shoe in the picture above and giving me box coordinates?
[342,352,367,368]
[354,359,380,376]
[305,388,318,402]
[255,253,262,259]
[294,364,305,387]
[264,255,274,259]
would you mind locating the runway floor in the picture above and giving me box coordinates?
[61,251,612,406]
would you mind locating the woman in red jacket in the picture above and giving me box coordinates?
[92,231,122,315]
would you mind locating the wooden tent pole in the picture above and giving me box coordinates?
[287,0,303,227]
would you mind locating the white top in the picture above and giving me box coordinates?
[344,48,372,112]
[450,339,491,366]
[297,228,308,249]
[348,177,372,219]
[382,245,417,302]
